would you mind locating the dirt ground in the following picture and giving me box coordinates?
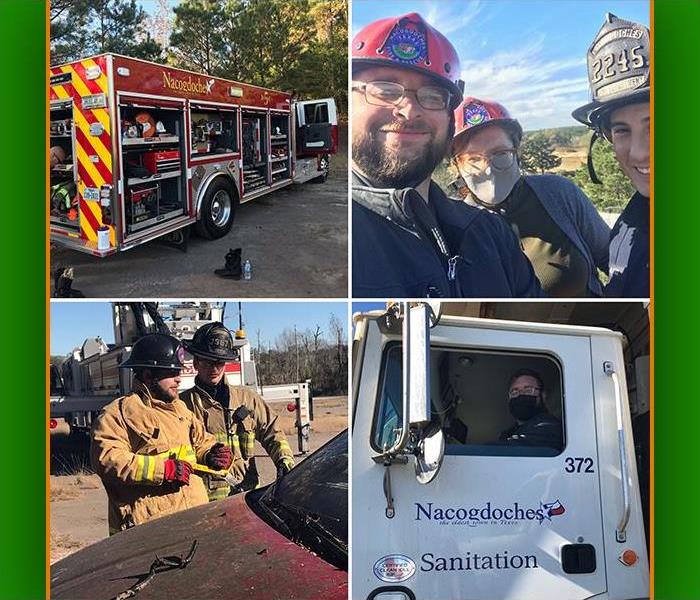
[552,147,587,173]
[49,396,347,564]
[51,126,348,298]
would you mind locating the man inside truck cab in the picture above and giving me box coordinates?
[351,13,543,298]
[499,369,563,451]
[181,323,295,501]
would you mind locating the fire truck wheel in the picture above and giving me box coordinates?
[196,179,237,239]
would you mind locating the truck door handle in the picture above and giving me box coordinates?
[603,361,631,542]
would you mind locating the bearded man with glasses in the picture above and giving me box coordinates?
[451,97,611,298]
[351,13,543,298]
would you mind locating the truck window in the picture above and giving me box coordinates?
[303,103,329,124]
[190,107,238,157]
[373,345,565,457]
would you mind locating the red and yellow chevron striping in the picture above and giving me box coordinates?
[50,57,116,246]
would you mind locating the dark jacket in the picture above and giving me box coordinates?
[605,192,649,298]
[499,413,563,450]
[352,174,543,298]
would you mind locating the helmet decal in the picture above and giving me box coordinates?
[588,14,649,102]
[464,103,491,126]
[572,13,650,129]
[352,13,463,107]
[384,25,428,65]
[177,345,185,364]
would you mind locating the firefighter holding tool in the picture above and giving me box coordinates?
[181,323,295,501]
[90,333,233,535]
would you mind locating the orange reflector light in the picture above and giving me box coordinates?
[619,549,638,566]
[286,402,297,412]
[49,419,58,429]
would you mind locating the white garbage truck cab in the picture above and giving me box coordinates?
[352,303,649,600]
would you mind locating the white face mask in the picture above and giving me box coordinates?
[463,161,521,207]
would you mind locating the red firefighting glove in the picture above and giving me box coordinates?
[276,457,294,479]
[163,459,192,485]
[206,443,233,471]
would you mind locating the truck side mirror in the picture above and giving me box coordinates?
[405,303,444,484]
[406,304,430,426]
[415,426,444,484]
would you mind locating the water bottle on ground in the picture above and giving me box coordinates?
[243,259,252,280]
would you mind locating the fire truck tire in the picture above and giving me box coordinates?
[195,179,237,239]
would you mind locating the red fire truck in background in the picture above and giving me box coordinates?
[49,54,338,257]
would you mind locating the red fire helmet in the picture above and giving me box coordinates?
[352,12,463,107]
[453,97,523,148]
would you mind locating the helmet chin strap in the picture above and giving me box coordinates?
[587,131,603,185]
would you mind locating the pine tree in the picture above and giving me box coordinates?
[50,0,162,64]
[520,132,562,174]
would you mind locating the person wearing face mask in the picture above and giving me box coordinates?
[451,97,610,298]
[181,322,295,500]
[351,13,543,298]
[90,334,231,535]
[499,369,563,450]
[572,14,650,298]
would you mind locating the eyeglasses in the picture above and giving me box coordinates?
[352,80,452,111]
[508,386,541,399]
[453,148,518,175]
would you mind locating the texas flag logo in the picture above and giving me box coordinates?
[539,499,566,523]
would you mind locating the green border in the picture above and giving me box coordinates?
[654,1,700,599]
[0,1,47,599]
[0,0,698,599]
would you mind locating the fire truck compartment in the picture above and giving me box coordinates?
[50,100,79,231]
[190,104,239,157]
[270,113,291,183]
[119,102,187,236]
[242,111,269,193]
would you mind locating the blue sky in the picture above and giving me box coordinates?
[352,0,649,130]
[50,302,347,355]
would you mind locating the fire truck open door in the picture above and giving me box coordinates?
[295,98,338,156]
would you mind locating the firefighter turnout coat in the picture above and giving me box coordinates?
[90,381,217,534]
[181,382,295,500]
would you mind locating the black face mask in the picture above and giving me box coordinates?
[509,394,541,422]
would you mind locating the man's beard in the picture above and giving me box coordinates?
[353,122,451,189]
[150,381,178,402]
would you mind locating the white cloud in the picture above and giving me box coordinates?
[423,0,484,36]
[458,40,590,129]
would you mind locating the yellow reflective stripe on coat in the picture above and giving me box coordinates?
[134,454,157,482]
[269,439,294,464]
[133,444,197,483]
[241,431,256,454]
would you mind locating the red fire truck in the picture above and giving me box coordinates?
[49,54,338,257]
